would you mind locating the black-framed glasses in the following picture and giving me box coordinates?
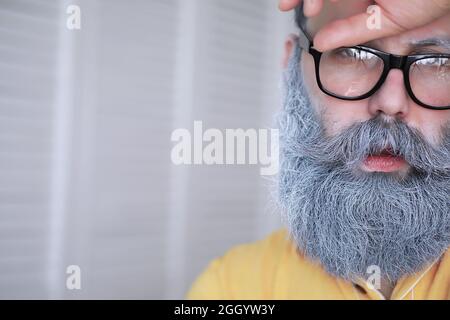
[298,26,450,110]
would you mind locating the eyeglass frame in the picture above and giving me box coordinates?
[298,25,450,110]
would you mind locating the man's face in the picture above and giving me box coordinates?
[301,8,450,176]
[278,4,450,283]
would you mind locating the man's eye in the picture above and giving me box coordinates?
[416,57,450,67]
[333,48,376,61]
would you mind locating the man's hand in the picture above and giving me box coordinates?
[278,0,450,52]
[279,0,338,16]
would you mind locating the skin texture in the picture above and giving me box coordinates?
[279,3,450,298]
[279,0,450,52]
[284,12,450,156]
[278,39,450,300]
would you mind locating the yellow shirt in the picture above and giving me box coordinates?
[186,228,450,300]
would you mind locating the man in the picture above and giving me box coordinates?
[187,0,450,299]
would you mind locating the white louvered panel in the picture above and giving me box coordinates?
[0,0,292,299]
[68,0,178,299]
[200,0,269,128]
[182,0,283,299]
[0,0,60,299]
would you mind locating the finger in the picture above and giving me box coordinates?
[313,9,405,52]
[303,0,324,17]
[433,0,450,9]
[278,0,301,11]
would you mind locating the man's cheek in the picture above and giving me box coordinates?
[318,99,370,137]
[401,108,450,146]
[419,116,450,147]
[300,52,371,136]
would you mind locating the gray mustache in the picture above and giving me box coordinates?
[277,41,450,283]
[287,114,450,176]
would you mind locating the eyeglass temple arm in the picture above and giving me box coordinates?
[298,25,313,51]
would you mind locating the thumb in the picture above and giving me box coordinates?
[279,0,301,11]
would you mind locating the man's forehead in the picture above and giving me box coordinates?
[367,14,450,53]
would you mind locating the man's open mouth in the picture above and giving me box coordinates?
[362,147,408,173]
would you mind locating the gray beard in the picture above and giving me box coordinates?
[278,43,450,283]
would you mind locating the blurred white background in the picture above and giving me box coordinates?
[0,0,295,298]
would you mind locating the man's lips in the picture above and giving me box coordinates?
[362,149,408,173]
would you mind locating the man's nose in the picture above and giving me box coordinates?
[368,69,410,119]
